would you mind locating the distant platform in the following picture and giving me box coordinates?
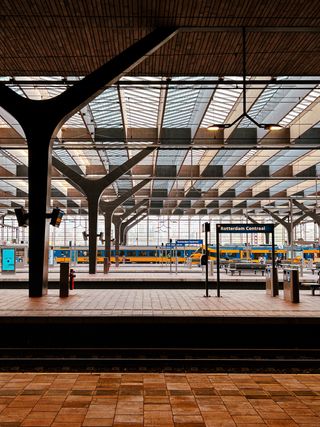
[0,264,317,289]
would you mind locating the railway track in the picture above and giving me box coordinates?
[0,347,319,372]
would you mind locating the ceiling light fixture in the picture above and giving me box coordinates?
[207,28,282,132]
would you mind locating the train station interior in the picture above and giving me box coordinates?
[1,1,320,426]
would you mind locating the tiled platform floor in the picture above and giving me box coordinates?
[0,289,319,317]
[0,373,319,426]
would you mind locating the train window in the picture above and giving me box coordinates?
[111,250,115,256]
[140,251,146,256]
[126,250,136,256]
[148,250,156,256]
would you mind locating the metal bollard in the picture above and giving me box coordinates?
[103,257,110,274]
[69,269,76,290]
[59,262,69,298]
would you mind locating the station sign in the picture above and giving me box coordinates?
[165,243,175,248]
[1,248,16,273]
[175,239,203,245]
[217,224,274,234]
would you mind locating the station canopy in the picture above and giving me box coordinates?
[1,75,320,220]
[1,0,320,221]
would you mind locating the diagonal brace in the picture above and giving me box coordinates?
[100,180,149,267]
[292,200,320,225]
[122,210,149,246]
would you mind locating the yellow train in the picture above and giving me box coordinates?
[52,244,320,264]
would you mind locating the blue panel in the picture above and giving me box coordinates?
[2,248,15,272]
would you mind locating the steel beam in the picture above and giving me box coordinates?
[263,208,308,244]
[113,199,149,266]
[292,200,320,225]
[100,180,149,268]
[7,79,320,87]
[53,154,152,274]
[122,210,148,246]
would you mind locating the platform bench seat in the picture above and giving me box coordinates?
[229,263,266,276]
[301,282,320,296]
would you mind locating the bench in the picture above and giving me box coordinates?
[229,263,266,276]
[301,282,320,296]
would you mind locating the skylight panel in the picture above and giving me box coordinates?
[236,149,258,165]
[53,149,78,166]
[200,79,242,128]
[64,112,84,127]
[279,85,320,127]
[163,77,212,128]
[90,87,122,127]
[123,79,162,128]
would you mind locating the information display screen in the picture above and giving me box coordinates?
[2,248,15,273]
[50,208,65,228]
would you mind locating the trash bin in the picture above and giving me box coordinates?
[265,266,279,297]
[283,268,299,303]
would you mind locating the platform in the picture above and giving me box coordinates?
[0,372,319,427]
[0,288,319,318]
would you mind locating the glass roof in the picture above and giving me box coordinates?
[1,75,320,217]
[200,77,243,127]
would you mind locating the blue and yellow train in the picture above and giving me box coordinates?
[53,245,199,264]
[51,244,320,264]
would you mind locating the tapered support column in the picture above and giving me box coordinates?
[100,180,148,270]
[87,195,100,274]
[52,150,153,274]
[114,222,121,267]
[112,199,148,266]
[123,212,148,245]
[28,133,53,296]
[263,208,308,245]
[104,212,113,264]
[0,27,177,294]
[292,200,320,226]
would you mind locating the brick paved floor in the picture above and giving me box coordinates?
[0,289,318,318]
[0,373,319,426]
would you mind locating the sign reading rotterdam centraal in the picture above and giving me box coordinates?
[217,224,274,234]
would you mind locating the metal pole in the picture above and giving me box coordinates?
[271,227,276,276]
[205,228,209,297]
[216,226,221,297]
[290,198,293,261]
[169,238,172,274]
[175,243,178,275]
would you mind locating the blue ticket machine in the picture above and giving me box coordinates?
[1,248,16,273]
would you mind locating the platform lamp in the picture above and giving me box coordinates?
[207,28,283,132]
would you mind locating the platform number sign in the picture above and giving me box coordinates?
[1,248,15,273]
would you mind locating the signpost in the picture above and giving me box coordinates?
[216,224,275,298]
[1,248,16,273]
[202,222,210,297]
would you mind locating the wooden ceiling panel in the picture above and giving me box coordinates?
[1,1,320,76]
